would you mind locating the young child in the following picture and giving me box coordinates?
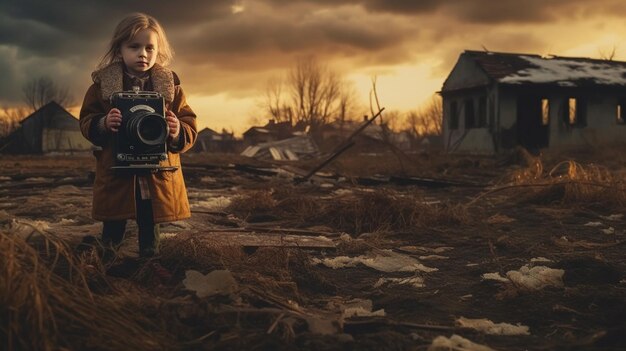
[79,13,197,258]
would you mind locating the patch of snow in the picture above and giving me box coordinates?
[183,270,238,298]
[419,255,449,260]
[311,250,437,273]
[25,177,52,182]
[500,55,626,86]
[456,317,530,336]
[530,257,553,263]
[200,176,217,183]
[332,189,353,196]
[601,227,615,235]
[506,265,564,291]
[0,176,11,181]
[428,334,495,351]
[57,218,76,225]
[374,276,425,289]
[584,221,603,227]
[191,196,232,212]
[481,272,510,283]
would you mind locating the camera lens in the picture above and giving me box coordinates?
[126,111,168,146]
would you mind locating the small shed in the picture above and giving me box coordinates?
[0,101,92,154]
[441,50,626,154]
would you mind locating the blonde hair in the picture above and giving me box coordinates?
[97,13,174,69]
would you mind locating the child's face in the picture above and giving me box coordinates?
[120,28,159,76]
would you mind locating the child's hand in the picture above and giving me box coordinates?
[105,108,122,132]
[165,111,180,139]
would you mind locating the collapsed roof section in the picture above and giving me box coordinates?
[240,134,320,161]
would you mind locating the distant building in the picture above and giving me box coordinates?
[0,101,92,154]
[242,119,306,145]
[319,117,413,151]
[191,127,240,153]
[441,50,626,154]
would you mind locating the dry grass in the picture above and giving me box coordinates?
[227,188,469,234]
[0,231,176,351]
[505,154,626,208]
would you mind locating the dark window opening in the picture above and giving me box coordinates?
[465,99,476,128]
[478,96,487,127]
[449,101,459,130]
[489,97,495,127]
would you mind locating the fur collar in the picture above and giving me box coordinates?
[91,62,175,103]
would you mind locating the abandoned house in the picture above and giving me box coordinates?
[0,101,92,154]
[441,50,626,154]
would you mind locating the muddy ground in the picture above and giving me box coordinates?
[1,147,625,351]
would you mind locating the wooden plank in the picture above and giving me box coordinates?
[190,231,336,249]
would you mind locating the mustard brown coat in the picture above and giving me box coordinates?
[79,62,197,223]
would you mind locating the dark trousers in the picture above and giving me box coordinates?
[101,178,160,253]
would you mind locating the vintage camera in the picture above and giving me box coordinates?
[110,90,176,172]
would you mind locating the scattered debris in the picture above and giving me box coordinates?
[530,257,553,263]
[456,317,530,335]
[584,221,604,227]
[428,334,496,351]
[600,214,623,221]
[486,213,516,224]
[183,270,238,298]
[506,265,564,291]
[340,299,386,318]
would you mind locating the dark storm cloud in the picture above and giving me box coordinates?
[0,0,623,106]
[177,3,412,61]
[266,0,609,24]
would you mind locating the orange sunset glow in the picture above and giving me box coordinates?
[2,0,626,135]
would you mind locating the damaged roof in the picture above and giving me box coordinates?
[450,50,626,89]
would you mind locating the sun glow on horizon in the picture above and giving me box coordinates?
[348,61,445,114]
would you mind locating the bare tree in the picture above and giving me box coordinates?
[336,82,359,127]
[404,94,443,137]
[22,76,74,111]
[288,56,342,127]
[0,105,29,137]
[264,77,293,124]
[598,45,617,61]
[262,56,347,128]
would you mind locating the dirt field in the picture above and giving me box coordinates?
[1,147,625,351]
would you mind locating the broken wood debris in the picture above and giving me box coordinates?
[296,108,385,183]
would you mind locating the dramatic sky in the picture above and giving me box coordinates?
[2,0,626,134]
